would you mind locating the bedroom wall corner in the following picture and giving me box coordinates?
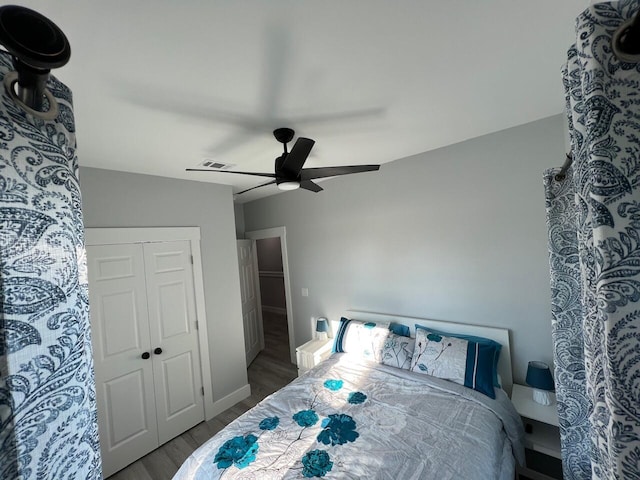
[243,115,564,385]
[79,168,250,406]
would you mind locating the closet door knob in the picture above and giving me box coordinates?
[154,347,162,355]
[141,352,150,360]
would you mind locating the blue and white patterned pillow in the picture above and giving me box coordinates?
[415,324,502,387]
[332,317,391,363]
[410,329,497,398]
[381,333,415,369]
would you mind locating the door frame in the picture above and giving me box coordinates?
[245,226,296,364]
[85,227,215,419]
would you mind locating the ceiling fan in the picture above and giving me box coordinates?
[186,128,380,195]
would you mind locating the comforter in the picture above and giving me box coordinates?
[174,353,525,479]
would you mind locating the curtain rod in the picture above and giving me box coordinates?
[613,8,640,61]
[554,154,573,182]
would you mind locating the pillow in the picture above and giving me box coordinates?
[332,317,391,363]
[415,324,502,387]
[381,333,415,369]
[410,328,497,399]
[389,322,411,337]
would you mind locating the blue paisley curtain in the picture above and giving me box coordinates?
[0,52,102,478]
[544,1,640,478]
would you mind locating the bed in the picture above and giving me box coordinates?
[173,311,525,479]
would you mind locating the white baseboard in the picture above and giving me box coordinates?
[262,305,287,315]
[207,383,252,420]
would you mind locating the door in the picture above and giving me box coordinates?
[88,243,158,477]
[88,240,205,477]
[144,240,204,444]
[237,240,264,365]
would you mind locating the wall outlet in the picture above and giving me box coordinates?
[301,288,309,297]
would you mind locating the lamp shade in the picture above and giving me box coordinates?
[526,361,554,391]
[316,318,328,333]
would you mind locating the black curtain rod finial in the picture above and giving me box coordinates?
[0,5,70,113]
[612,9,640,62]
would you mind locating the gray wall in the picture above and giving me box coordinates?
[80,168,248,404]
[242,115,563,384]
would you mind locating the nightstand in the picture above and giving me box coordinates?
[295,338,332,376]
[511,384,562,480]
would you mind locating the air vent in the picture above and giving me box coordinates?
[196,160,236,170]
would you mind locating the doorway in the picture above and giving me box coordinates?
[245,227,296,364]
[255,237,290,365]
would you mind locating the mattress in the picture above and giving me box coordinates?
[174,353,525,479]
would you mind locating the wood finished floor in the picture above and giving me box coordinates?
[108,311,296,480]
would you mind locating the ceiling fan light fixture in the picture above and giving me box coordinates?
[277,180,300,191]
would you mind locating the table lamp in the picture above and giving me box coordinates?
[526,361,555,405]
[316,317,328,341]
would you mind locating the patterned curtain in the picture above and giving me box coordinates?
[0,52,102,478]
[545,1,640,478]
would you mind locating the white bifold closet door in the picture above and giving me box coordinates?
[87,240,204,477]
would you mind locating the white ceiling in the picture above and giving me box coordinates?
[18,1,586,202]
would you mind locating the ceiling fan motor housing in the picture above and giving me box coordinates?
[274,154,300,190]
[275,155,294,178]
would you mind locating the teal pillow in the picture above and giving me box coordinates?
[332,317,351,353]
[389,322,410,337]
[415,324,502,388]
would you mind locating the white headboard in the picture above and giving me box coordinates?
[340,310,514,396]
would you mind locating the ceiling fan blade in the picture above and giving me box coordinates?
[280,137,315,176]
[300,164,380,180]
[185,168,276,178]
[300,180,323,193]
[236,180,277,195]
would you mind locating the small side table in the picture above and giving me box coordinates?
[511,384,562,480]
[295,338,332,376]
